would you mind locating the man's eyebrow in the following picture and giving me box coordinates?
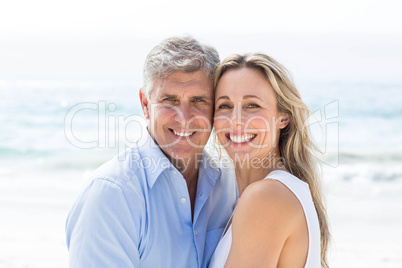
[193,95,212,100]
[160,94,177,98]
[216,96,230,101]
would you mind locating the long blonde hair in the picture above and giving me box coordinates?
[214,53,330,268]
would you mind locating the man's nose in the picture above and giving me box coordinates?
[174,102,193,126]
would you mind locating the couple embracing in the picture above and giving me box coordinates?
[66,36,330,268]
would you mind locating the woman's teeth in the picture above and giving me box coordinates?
[229,134,256,143]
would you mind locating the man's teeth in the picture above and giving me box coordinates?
[230,134,256,143]
[173,130,195,137]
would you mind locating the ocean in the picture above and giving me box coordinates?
[1,77,401,180]
[0,76,401,267]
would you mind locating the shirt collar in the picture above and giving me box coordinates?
[198,149,222,186]
[136,130,173,189]
[136,130,222,189]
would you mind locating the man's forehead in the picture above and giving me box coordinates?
[158,71,211,86]
[157,78,207,88]
[152,71,213,95]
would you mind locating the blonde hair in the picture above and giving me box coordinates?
[214,53,330,268]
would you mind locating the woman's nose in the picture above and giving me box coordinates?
[231,102,243,126]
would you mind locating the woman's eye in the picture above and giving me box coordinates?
[217,104,231,109]
[246,103,260,108]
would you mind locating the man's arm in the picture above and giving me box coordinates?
[66,178,142,268]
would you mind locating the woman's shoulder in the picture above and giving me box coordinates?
[227,171,309,266]
[233,172,306,231]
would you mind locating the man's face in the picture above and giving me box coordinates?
[140,71,214,165]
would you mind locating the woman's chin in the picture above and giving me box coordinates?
[226,151,254,166]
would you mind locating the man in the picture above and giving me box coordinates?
[65,36,237,268]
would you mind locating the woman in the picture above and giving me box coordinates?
[209,53,329,268]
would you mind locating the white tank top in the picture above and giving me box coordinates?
[209,170,321,268]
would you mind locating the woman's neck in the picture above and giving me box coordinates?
[234,152,287,196]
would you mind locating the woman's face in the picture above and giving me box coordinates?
[214,67,288,163]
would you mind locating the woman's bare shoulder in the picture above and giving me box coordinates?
[233,178,305,230]
[226,178,307,267]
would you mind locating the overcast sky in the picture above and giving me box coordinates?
[1,0,401,81]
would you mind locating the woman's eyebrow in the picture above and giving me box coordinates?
[243,95,262,101]
[216,95,263,101]
[216,96,230,101]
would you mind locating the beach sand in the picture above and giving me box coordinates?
[0,168,89,268]
[327,183,402,267]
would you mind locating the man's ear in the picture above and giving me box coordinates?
[278,114,290,129]
[139,89,150,120]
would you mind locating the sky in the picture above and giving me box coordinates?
[0,0,401,81]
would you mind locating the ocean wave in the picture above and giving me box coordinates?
[323,162,402,197]
[321,150,402,165]
[0,147,47,157]
[323,160,402,182]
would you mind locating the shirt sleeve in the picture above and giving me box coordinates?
[65,177,143,268]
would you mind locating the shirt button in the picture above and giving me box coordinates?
[180,197,186,203]
[194,229,198,236]
[172,171,177,175]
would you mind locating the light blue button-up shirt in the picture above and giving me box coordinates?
[66,131,237,268]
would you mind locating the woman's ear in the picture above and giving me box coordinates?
[278,114,290,129]
[139,89,150,120]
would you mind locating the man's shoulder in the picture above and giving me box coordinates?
[66,147,148,223]
[90,146,145,189]
[88,140,170,192]
[65,147,147,255]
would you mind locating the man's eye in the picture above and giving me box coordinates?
[193,98,205,103]
[164,97,177,102]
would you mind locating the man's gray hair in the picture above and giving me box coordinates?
[142,36,220,97]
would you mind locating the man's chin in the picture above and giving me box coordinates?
[165,148,204,164]
[168,151,198,161]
